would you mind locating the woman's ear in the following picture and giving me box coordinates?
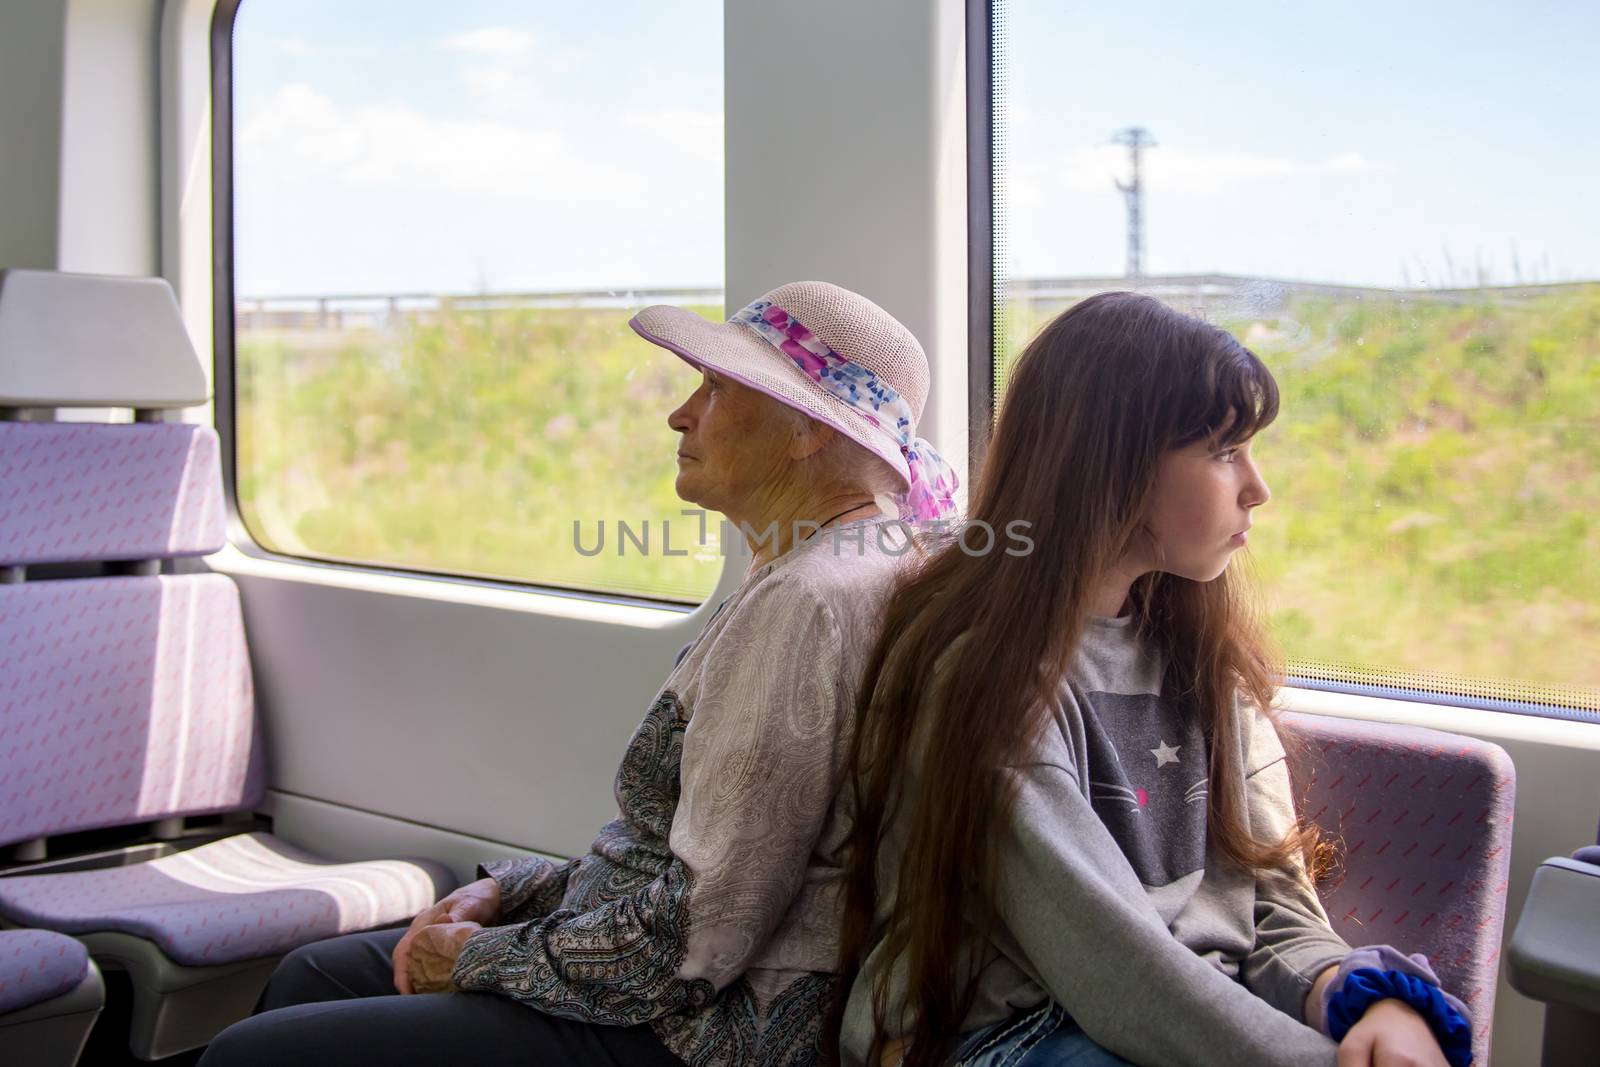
[788,420,834,461]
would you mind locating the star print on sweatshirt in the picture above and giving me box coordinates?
[1083,684,1210,887]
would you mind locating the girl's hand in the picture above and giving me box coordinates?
[1337,999,1450,1067]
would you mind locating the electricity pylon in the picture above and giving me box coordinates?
[1112,127,1156,279]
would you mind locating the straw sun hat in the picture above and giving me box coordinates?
[629,280,957,521]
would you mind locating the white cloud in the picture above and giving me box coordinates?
[1021,145,1392,199]
[437,29,552,118]
[234,74,726,293]
[274,35,315,58]
[622,109,723,161]
[1322,151,1381,174]
[267,35,377,61]
[460,66,544,116]
[440,27,536,60]
[238,83,643,202]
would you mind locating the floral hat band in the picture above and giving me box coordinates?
[729,299,959,522]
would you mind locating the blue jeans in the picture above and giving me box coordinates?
[952,1001,1134,1066]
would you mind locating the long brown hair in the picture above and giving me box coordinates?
[831,292,1318,1066]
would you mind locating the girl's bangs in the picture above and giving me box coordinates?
[1178,342,1280,448]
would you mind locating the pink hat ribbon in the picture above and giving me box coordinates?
[730,299,958,521]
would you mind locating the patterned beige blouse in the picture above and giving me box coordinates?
[453,520,914,1065]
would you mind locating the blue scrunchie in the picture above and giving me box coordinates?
[1326,968,1474,1067]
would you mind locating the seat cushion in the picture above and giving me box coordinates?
[0,422,225,566]
[0,574,263,848]
[0,929,90,1014]
[0,833,456,967]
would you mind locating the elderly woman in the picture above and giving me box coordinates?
[198,281,957,1067]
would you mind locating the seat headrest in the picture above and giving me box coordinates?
[0,269,209,409]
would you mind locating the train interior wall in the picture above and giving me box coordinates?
[0,2,1595,1063]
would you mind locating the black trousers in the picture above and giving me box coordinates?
[196,928,685,1066]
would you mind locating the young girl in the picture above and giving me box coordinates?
[832,293,1473,1067]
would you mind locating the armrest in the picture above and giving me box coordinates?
[1507,857,1600,1014]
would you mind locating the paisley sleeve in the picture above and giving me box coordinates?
[451,858,717,1023]
[479,855,579,925]
[452,570,846,1024]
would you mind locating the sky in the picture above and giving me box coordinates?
[232,0,1598,297]
[233,0,724,297]
[1002,1,1600,286]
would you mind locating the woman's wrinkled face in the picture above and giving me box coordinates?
[666,369,795,514]
[1142,434,1271,582]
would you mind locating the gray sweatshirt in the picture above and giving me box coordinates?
[841,614,1350,1067]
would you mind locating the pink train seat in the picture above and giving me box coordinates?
[0,557,457,1059]
[0,271,461,1057]
[0,422,225,565]
[1282,711,1517,1066]
[0,834,451,967]
[0,552,458,1060]
[0,929,103,1067]
[0,575,262,844]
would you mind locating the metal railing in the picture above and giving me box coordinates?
[235,275,1596,332]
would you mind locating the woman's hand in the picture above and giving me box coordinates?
[1337,999,1450,1067]
[403,921,482,994]
[392,877,502,994]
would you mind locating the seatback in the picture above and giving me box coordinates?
[1282,711,1516,1066]
[0,269,265,853]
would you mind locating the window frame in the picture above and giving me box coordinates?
[207,0,719,613]
[965,0,997,475]
[972,0,1597,724]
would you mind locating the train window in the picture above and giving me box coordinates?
[990,1,1599,717]
[226,1,725,604]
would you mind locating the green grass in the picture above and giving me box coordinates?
[237,303,729,603]
[237,286,1600,706]
[1000,286,1600,704]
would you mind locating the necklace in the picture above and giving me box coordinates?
[750,503,878,574]
[807,502,876,540]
